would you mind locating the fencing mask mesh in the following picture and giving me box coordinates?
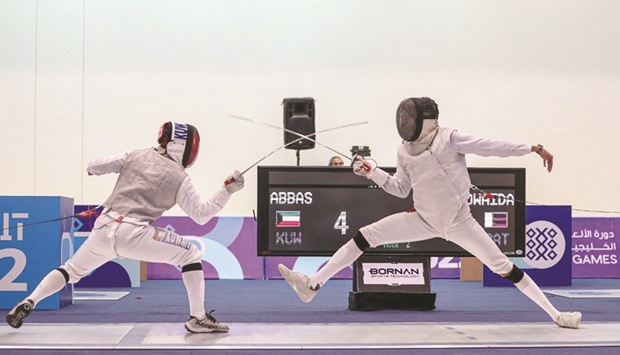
[396,97,439,142]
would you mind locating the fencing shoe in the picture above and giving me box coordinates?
[278,264,318,303]
[555,311,582,329]
[184,310,229,333]
[6,299,34,329]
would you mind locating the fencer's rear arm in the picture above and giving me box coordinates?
[86,151,130,176]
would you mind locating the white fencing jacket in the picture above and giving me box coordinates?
[367,128,531,235]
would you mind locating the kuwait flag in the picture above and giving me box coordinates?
[276,211,301,227]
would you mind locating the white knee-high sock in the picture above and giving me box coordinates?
[28,269,67,307]
[309,239,363,289]
[514,273,560,320]
[182,269,206,318]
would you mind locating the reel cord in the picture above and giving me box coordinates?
[1,206,101,232]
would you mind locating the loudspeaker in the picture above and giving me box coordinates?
[282,97,315,150]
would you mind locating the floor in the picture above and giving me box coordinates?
[1,278,619,354]
[1,321,619,351]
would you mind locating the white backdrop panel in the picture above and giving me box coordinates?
[0,0,619,217]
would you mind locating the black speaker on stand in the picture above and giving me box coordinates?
[283,97,315,166]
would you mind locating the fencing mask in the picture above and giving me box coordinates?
[396,97,439,155]
[157,121,201,168]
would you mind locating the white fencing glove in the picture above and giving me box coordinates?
[351,154,389,186]
[351,154,376,177]
[224,170,245,193]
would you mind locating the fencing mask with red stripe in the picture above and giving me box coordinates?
[158,121,201,168]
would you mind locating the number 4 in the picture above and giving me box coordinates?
[334,211,349,235]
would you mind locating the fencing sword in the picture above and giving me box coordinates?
[0,206,101,233]
[232,117,368,176]
[230,114,361,164]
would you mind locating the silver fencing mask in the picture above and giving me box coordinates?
[396,97,439,155]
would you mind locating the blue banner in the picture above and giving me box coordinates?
[0,196,74,310]
[572,218,619,278]
[483,205,572,287]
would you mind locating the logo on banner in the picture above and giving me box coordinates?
[523,220,566,269]
[276,211,301,227]
[362,262,425,285]
[484,212,508,228]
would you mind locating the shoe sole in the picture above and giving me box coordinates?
[184,324,229,333]
[185,324,213,333]
[6,302,33,329]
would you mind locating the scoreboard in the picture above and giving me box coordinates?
[257,166,525,257]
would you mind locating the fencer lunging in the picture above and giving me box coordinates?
[279,97,581,329]
[5,121,245,333]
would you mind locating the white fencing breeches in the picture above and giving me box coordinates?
[360,206,513,275]
[62,212,201,284]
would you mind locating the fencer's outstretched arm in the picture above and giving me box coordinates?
[450,130,553,172]
[176,172,245,225]
[450,131,531,157]
[86,151,130,176]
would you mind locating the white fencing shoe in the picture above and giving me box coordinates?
[555,311,582,329]
[6,299,34,329]
[184,310,229,333]
[278,264,318,303]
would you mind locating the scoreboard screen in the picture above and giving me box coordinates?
[257,166,525,257]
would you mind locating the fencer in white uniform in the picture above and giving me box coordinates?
[6,121,244,333]
[279,97,582,329]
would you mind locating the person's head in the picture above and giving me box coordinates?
[329,156,345,166]
[396,97,439,155]
[157,121,201,168]
[396,97,439,142]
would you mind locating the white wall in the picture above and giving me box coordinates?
[1,0,619,217]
